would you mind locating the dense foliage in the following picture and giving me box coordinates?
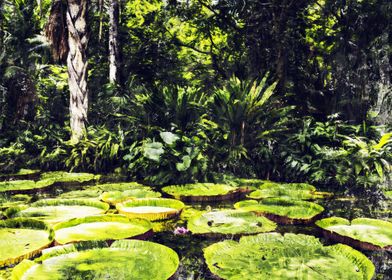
[0,0,391,191]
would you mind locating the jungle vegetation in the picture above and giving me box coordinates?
[0,0,391,192]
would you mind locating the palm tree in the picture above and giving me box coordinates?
[109,0,120,84]
[46,0,88,142]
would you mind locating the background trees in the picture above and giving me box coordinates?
[0,0,391,190]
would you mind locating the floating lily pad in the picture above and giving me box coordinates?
[53,214,153,244]
[187,210,276,237]
[100,188,161,205]
[0,194,32,210]
[385,191,392,199]
[0,169,40,181]
[0,218,53,267]
[230,178,269,189]
[0,180,53,194]
[162,183,246,202]
[12,240,179,280]
[116,198,185,221]
[204,233,375,280]
[316,217,392,250]
[234,198,324,224]
[248,183,332,200]
[7,199,109,224]
[39,172,99,186]
[59,182,147,200]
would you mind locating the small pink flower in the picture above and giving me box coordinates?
[173,226,189,235]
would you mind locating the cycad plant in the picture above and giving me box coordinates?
[210,74,278,147]
[208,74,291,176]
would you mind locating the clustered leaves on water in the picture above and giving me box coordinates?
[0,218,53,267]
[234,198,324,221]
[7,199,110,224]
[116,198,185,221]
[53,215,153,245]
[188,209,276,235]
[316,217,392,248]
[12,240,180,280]
[204,233,375,280]
[162,183,239,197]
[247,182,332,200]
[58,182,147,200]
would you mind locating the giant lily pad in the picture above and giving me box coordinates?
[59,182,147,200]
[53,214,153,244]
[116,198,185,221]
[100,187,161,205]
[39,172,99,186]
[12,240,179,280]
[7,199,109,224]
[230,178,269,189]
[187,210,276,237]
[234,198,324,224]
[248,182,332,200]
[0,194,32,210]
[162,183,246,202]
[204,233,375,280]
[0,180,53,194]
[0,218,53,267]
[0,169,40,181]
[316,217,392,251]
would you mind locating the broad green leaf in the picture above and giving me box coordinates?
[159,131,180,145]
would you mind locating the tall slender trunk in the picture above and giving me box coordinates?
[109,0,120,84]
[0,0,4,53]
[66,0,88,141]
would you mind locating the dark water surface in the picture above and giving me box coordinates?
[1,183,391,280]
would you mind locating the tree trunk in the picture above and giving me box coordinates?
[66,0,88,142]
[109,0,120,84]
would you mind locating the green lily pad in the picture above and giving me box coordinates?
[316,217,392,250]
[234,198,324,224]
[0,194,32,210]
[53,214,153,244]
[384,191,392,199]
[204,233,375,280]
[39,172,99,185]
[58,182,147,200]
[0,218,53,267]
[7,199,109,225]
[12,240,179,280]
[162,183,245,202]
[0,169,41,181]
[230,178,270,189]
[100,188,161,205]
[248,183,332,200]
[188,210,276,236]
[116,198,185,221]
[0,180,53,194]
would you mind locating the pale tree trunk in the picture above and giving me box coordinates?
[109,0,120,84]
[66,0,89,142]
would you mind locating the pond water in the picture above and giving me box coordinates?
[1,179,391,280]
[152,194,392,280]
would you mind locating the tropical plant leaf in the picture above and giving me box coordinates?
[159,131,180,145]
[116,198,184,221]
[143,142,164,162]
[7,199,109,224]
[188,209,276,236]
[204,233,375,280]
[162,183,243,202]
[100,187,161,205]
[316,217,392,249]
[53,214,153,244]
[12,240,179,280]
[234,198,324,224]
[0,218,54,267]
